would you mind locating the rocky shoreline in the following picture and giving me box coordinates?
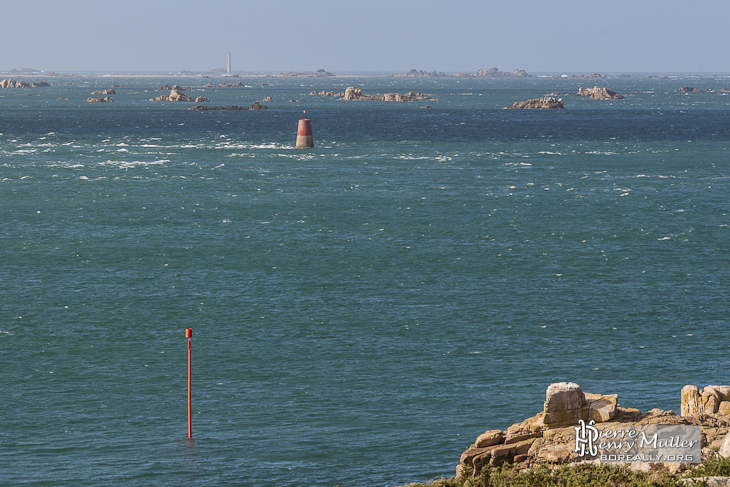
[458,382,730,479]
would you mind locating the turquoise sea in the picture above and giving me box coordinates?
[1,74,729,486]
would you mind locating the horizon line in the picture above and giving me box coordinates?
[3,68,730,77]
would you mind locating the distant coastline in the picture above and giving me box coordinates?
[3,67,730,80]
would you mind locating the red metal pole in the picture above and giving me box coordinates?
[185,328,193,439]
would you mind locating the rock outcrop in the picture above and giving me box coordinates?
[507,97,564,109]
[681,385,730,418]
[91,89,116,95]
[86,96,113,102]
[458,383,730,479]
[542,382,618,425]
[150,88,209,102]
[309,90,344,98]
[573,86,625,99]
[0,78,50,88]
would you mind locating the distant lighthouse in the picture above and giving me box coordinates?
[227,52,231,74]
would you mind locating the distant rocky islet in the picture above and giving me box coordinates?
[149,87,210,103]
[85,96,114,103]
[390,67,609,79]
[309,86,437,102]
[188,101,267,111]
[0,78,50,88]
[508,97,564,109]
[508,86,626,109]
[2,73,729,112]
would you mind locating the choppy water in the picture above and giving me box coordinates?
[2,74,730,486]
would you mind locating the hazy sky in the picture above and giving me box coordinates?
[2,0,729,74]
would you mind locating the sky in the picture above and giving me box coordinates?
[2,0,729,74]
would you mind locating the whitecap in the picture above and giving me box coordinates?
[220,143,288,150]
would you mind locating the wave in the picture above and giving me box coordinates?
[97,159,168,167]
[217,142,293,150]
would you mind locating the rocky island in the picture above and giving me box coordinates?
[273,68,334,78]
[676,87,710,93]
[202,81,247,88]
[392,67,531,78]
[86,96,113,103]
[188,101,267,111]
[150,87,209,102]
[507,97,564,109]
[393,69,449,78]
[570,86,625,99]
[0,78,50,88]
[310,86,437,102]
[474,67,530,78]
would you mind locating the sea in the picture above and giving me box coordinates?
[1,73,729,486]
